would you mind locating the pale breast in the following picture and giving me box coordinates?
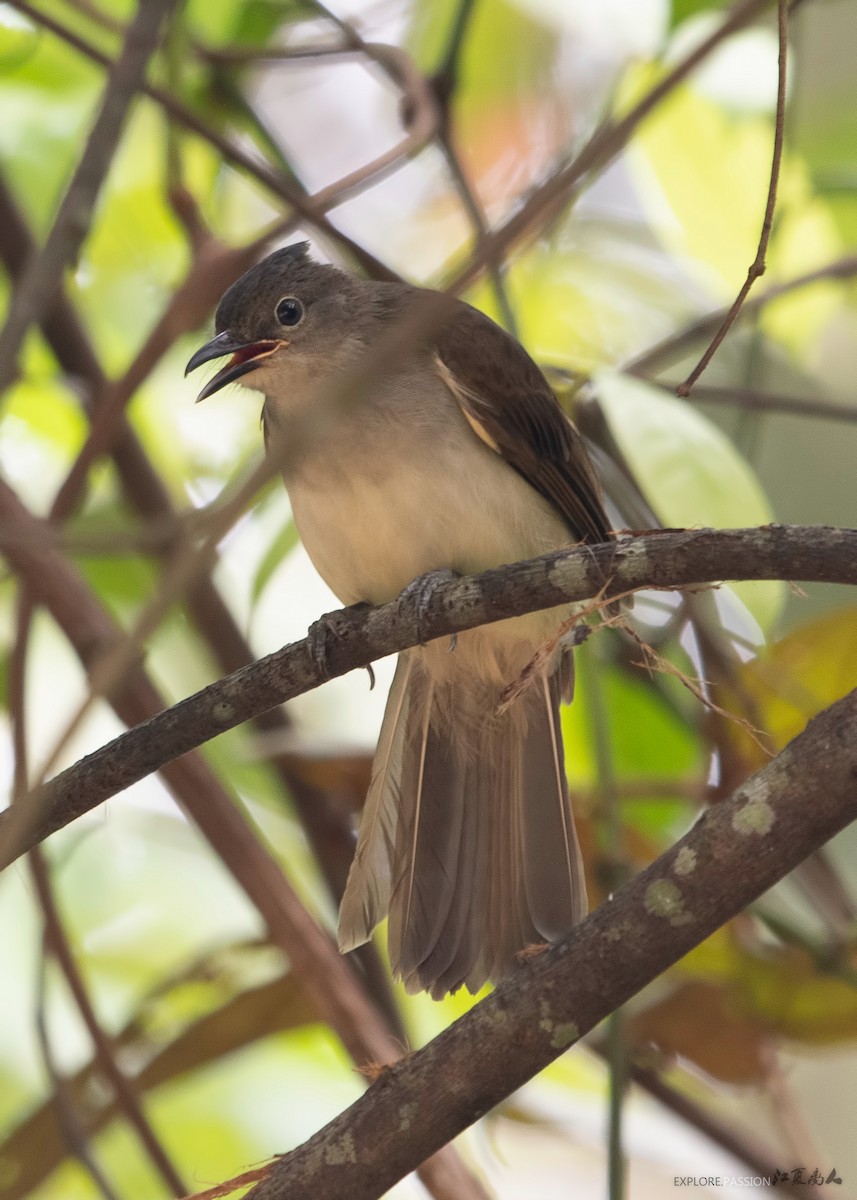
[285,375,573,609]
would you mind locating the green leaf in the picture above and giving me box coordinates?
[669,0,730,30]
[0,4,39,70]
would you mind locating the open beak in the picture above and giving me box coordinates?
[185,331,284,401]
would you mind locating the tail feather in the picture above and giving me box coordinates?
[390,706,467,980]
[338,655,414,952]
[521,675,586,940]
[337,647,587,997]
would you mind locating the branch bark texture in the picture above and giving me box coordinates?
[245,684,857,1200]
[1,524,854,869]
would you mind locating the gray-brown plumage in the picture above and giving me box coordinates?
[186,242,613,998]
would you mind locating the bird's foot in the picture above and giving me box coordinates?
[306,602,371,680]
[397,568,460,645]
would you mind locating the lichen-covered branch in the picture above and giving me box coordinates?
[1,523,854,869]
[245,684,857,1200]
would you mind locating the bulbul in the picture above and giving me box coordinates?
[186,242,613,999]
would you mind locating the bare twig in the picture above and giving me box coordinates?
[33,951,120,1200]
[0,0,180,393]
[678,0,789,395]
[10,573,184,1191]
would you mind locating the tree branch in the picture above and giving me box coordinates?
[1,524,855,869]
[244,683,857,1199]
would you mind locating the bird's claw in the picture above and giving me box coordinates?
[306,602,371,680]
[398,568,460,645]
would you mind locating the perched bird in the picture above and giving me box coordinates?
[186,243,613,998]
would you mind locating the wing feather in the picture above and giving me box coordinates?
[434,303,612,545]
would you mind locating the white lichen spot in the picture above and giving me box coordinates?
[674,847,697,877]
[732,793,775,836]
[398,1102,418,1132]
[604,919,633,943]
[550,1022,579,1050]
[211,700,235,724]
[644,879,693,927]
[539,998,554,1034]
[324,1133,356,1166]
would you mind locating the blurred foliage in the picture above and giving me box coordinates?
[0,0,856,1196]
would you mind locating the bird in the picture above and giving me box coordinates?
[186,242,614,999]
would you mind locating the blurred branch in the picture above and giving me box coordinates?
[450,0,778,293]
[625,254,857,378]
[432,0,478,105]
[0,170,406,1040]
[430,0,519,332]
[33,949,120,1200]
[654,381,857,424]
[8,595,131,1198]
[242,684,857,1200]
[0,0,180,394]
[4,1,398,280]
[625,1064,820,1198]
[0,476,484,1200]
[2,523,855,868]
[678,0,789,395]
[581,647,628,1200]
[29,848,187,1195]
[0,962,314,1199]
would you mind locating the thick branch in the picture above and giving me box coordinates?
[245,685,857,1199]
[1,524,855,869]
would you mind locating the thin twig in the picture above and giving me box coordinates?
[678,0,789,395]
[12,590,169,1194]
[580,645,627,1200]
[30,850,188,1193]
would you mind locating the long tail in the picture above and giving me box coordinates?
[338,649,587,998]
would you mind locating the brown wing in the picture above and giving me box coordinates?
[435,302,612,544]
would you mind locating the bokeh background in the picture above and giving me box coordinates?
[1,0,856,1196]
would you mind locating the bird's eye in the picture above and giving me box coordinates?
[275,296,304,327]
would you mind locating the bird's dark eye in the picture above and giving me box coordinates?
[275,296,304,327]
